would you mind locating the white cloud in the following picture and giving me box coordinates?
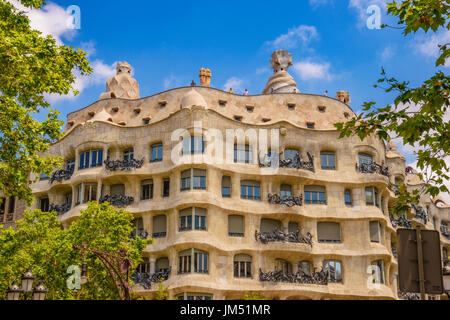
[223,77,244,93]
[379,46,395,62]
[414,30,450,67]
[46,60,116,103]
[265,25,319,49]
[163,75,185,90]
[256,67,270,75]
[8,0,77,43]
[292,61,333,81]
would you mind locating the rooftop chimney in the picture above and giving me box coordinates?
[336,91,350,105]
[199,68,212,87]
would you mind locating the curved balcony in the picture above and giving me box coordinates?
[259,267,329,285]
[411,203,428,225]
[104,158,144,171]
[258,152,315,172]
[440,226,450,240]
[268,194,303,207]
[50,169,74,184]
[130,230,150,240]
[99,194,134,208]
[255,229,313,246]
[356,162,389,177]
[132,267,171,290]
[389,212,413,229]
[49,203,71,216]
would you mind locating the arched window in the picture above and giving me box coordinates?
[234,254,252,278]
[141,179,153,200]
[358,153,373,167]
[275,259,292,275]
[371,260,385,284]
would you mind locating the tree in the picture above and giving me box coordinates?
[0,0,92,204]
[244,292,265,300]
[335,0,449,212]
[0,202,152,300]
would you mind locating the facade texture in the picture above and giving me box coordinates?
[1,53,449,300]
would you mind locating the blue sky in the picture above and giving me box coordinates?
[19,0,448,167]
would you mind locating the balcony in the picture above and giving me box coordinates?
[398,291,420,300]
[440,226,450,240]
[104,158,144,171]
[268,194,303,207]
[49,203,71,216]
[99,194,134,208]
[411,203,428,224]
[389,212,413,229]
[50,169,74,184]
[356,162,389,176]
[392,246,398,259]
[443,259,450,276]
[152,232,167,238]
[258,152,315,172]
[259,267,329,285]
[255,228,313,246]
[130,230,150,240]
[132,267,171,290]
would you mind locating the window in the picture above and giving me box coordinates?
[67,159,75,172]
[318,106,326,112]
[280,184,292,200]
[136,258,150,274]
[123,149,134,161]
[181,169,206,191]
[394,177,403,185]
[79,149,103,169]
[304,186,326,204]
[307,122,315,129]
[359,153,373,167]
[110,184,125,196]
[298,261,311,276]
[234,116,242,122]
[234,254,252,278]
[370,221,382,243]
[275,259,292,275]
[321,152,336,170]
[151,143,163,162]
[75,183,97,205]
[228,215,244,237]
[162,178,170,197]
[234,144,253,164]
[222,176,231,197]
[284,149,299,161]
[317,222,341,243]
[178,249,208,274]
[287,103,296,110]
[433,217,437,230]
[344,189,352,205]
[156,257,170,273]
[152,215,167,238]
[182,136,205,155]
[8,197,15,214]
[39,197,49,212]
[288,222,299,233]
[240,180,260,200]
[323,260,342,283]
[141,179,153,200]
[260,218,282,233]
[179,207,207,231]
[371,260,385,284]
[176,293,212,301]
[132,218,144,237]
[366,186,379,207]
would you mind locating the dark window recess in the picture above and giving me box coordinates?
[163,179,170,197]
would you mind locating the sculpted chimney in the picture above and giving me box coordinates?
[99,61,140,100]
[336,90,350,105]
[199,68,212,87]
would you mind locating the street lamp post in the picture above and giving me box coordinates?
[5,269,48,300]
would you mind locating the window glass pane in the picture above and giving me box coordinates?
[317,222,341,243]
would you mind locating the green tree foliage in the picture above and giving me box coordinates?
[244,292,265,300]
[155,278,169,300]
[335,0,449,212]
[0,0,92,203]
[0,202,152,300]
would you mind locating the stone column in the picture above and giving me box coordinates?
[149,258,156,274]
[232,173,241,198]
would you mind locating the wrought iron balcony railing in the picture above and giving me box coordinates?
[104,158,144,171]
[389,212,413,229]
[392,246,398,259]
[50,169,74,184]
[268,194,303,207]
[440,226,450,240]
[258,152,315,172]
[356,162,389,176]
[99,194,134,208]
[152,232,167,238]
[132,267,171,290]
[6,214,14,223]
[130,230,149,240]
[255,228,313,246]
[398,291,421,300]
[443,259,450,276]
[411,203,428,224]
[49,203,71,216]
[259,267,329,285]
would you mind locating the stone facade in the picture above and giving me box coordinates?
[2,56,449,300]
